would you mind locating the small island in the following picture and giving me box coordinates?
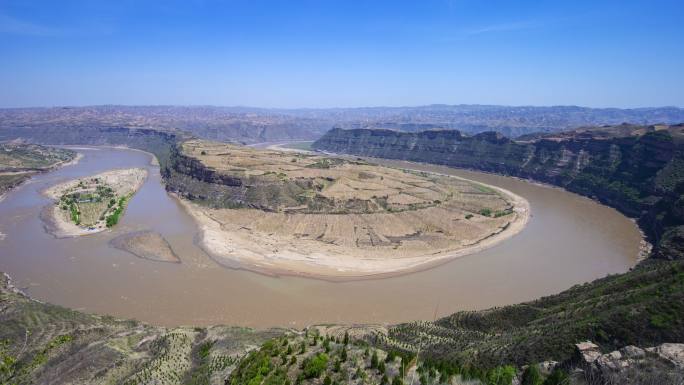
[42,168,147,237]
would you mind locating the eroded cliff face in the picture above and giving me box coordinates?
[164,143,343,212]
[163,144,254,209]
[0,126,179,148]
[313,125,684,258]
[0,126,184,174]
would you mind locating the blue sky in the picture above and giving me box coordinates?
[0,0,682,108]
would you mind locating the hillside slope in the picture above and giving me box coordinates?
[382,258,684,366]
[312,124,684,381]
[0,274,284,385]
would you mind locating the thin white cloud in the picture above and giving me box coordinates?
[465,20,539,35]
[0,13,62,36]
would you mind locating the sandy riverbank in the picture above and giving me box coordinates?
[264,142,315,154]
[177,173,530,280]
[42,168,147,238]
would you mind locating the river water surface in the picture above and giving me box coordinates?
[0,147,641,328]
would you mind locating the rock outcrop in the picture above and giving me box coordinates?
[574,341,684,384]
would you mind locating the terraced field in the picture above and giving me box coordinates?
[177,140,529,278]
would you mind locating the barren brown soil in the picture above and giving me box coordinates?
[179,141,530,278]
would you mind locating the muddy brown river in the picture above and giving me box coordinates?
[0,147,642,328]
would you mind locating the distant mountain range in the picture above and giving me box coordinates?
[1,104,683,143]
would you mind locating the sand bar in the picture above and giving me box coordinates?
[110,230,181,263]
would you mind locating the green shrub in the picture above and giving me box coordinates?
[371,350,379,368]
[302,353,328,379]
[521,365,543,385]
[542,368,569,385]
[106,196,128,227]
[486,365,516,385]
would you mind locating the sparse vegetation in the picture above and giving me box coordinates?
[230,329,416,385]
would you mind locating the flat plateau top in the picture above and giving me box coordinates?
[182,139,511,215]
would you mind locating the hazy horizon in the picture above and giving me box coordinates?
[1,103,683,111]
